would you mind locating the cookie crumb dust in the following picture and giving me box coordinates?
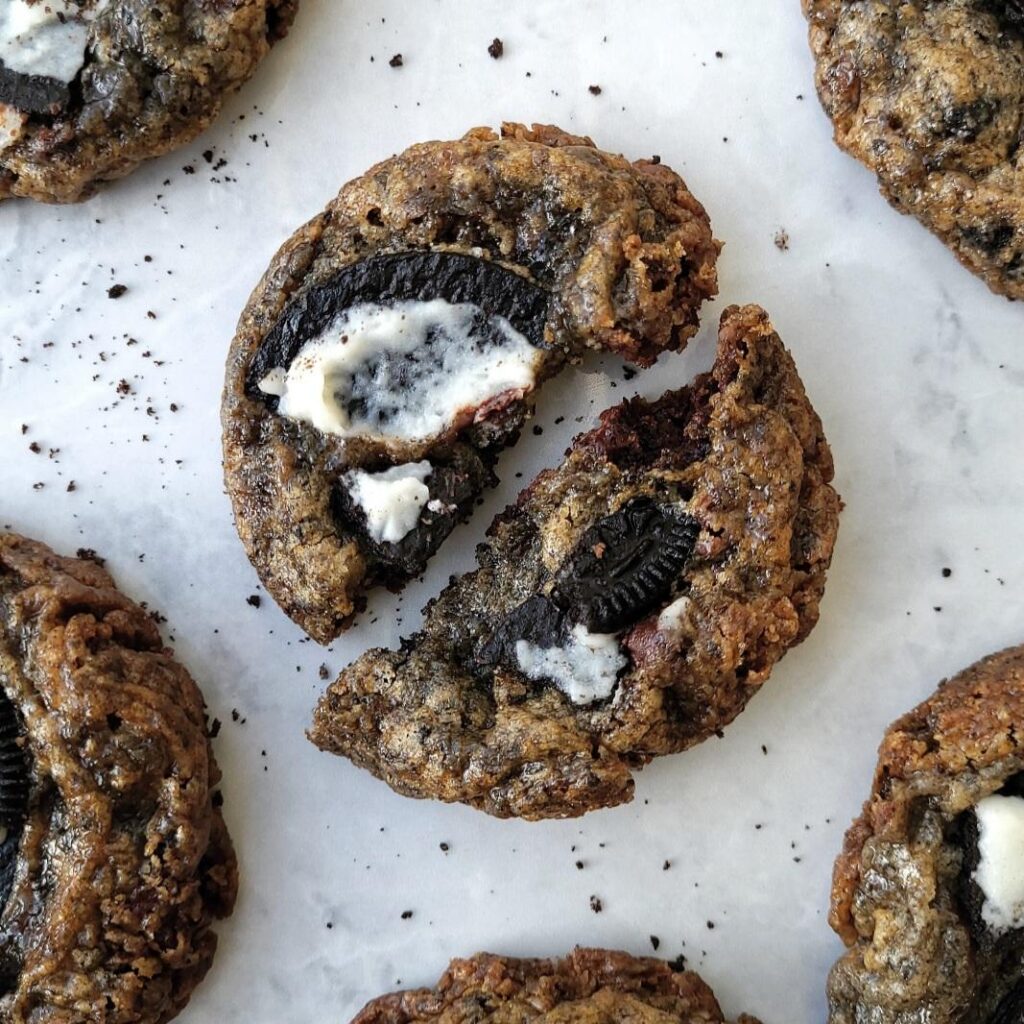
[488,38,504,59]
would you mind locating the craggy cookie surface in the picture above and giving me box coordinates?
[222,123,720,644]
[0,0,296,203]
[0,533,237,1023]
[803,0,1024,298]
[828,645,1024,1023]
[311,304,840,820]
[351,948,762,1024]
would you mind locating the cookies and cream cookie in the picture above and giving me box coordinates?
[804,0,1024,298]
[828,644,1024,1022]
[222,124,720,643]
[0,533,237,1023]
[0,0,296,203]
[310,304,840,820]
[350,948,762,1024]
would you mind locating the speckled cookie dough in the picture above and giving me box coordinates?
[828,644,1024,1023]
[0,0,297,204]
[222,123,720,644]
[310,304,840,820]
[803,0,1024,299]
[350,948,762,1024]
[0,533,237,1023]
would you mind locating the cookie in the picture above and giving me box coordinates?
[222,123,720,644]
[350,948,762,1024]
[310,304,840,820]
[803,0,1024,299]
[828,644,1024,1023]
[0,533,237,1023]
[0,0,297,204]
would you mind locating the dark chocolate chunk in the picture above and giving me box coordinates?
[552,499,699,632]
[475,595,569,669]
[0,62,69,116]
[0,691,28,917]
[246,252,550,398]
[979,0,1024,36]
[962,222,1016,257]
[941,98,998,141]
[991,979,1024,1024]
[332,455,492,582]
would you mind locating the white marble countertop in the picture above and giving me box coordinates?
[2,1,1023,1020]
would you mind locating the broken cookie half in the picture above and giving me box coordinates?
[310,304,840,820]
[222,124,721,644]
[350,948,762,1024]
[828,644,1024,1024]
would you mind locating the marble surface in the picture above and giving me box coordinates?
[2,1,1023,1020]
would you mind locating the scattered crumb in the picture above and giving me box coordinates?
[488,37,504,59]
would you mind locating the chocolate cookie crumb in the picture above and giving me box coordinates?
[488,38,504,58]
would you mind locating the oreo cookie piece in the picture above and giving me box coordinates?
[0,533,237,1024]
[0,0,297,203]
[351,948,763,1024]
[827,645,1024,1023]
[310,304,840,819]
[222,124,721,644]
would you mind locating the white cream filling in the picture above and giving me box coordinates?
[515,624,627,706]
[657,595,691,633]
[258,299,542,443]
[343,461,432,544]
[973,794,1024,934]
[0,103,25,148]
[0,1,105,83]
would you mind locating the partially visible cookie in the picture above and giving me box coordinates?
[310,304,840,820]
[803,0,1024,299]
[0,533,237,1023]
[351,948,762,1024]
[828,644,1024,1022]
[0,0,297,204]
[222,123,720,644]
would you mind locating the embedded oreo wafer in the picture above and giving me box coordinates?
[0,691,27,916]
[0,533,237,1024]
[0,0,296,203]
[310,305,840,820]
[222,124,721,644]
[827,645,1024,1023]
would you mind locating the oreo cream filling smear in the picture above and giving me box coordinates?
[258,299,543,443]
[515,625,627,706]
[973,794,1024,934]
[342,462,432,544]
